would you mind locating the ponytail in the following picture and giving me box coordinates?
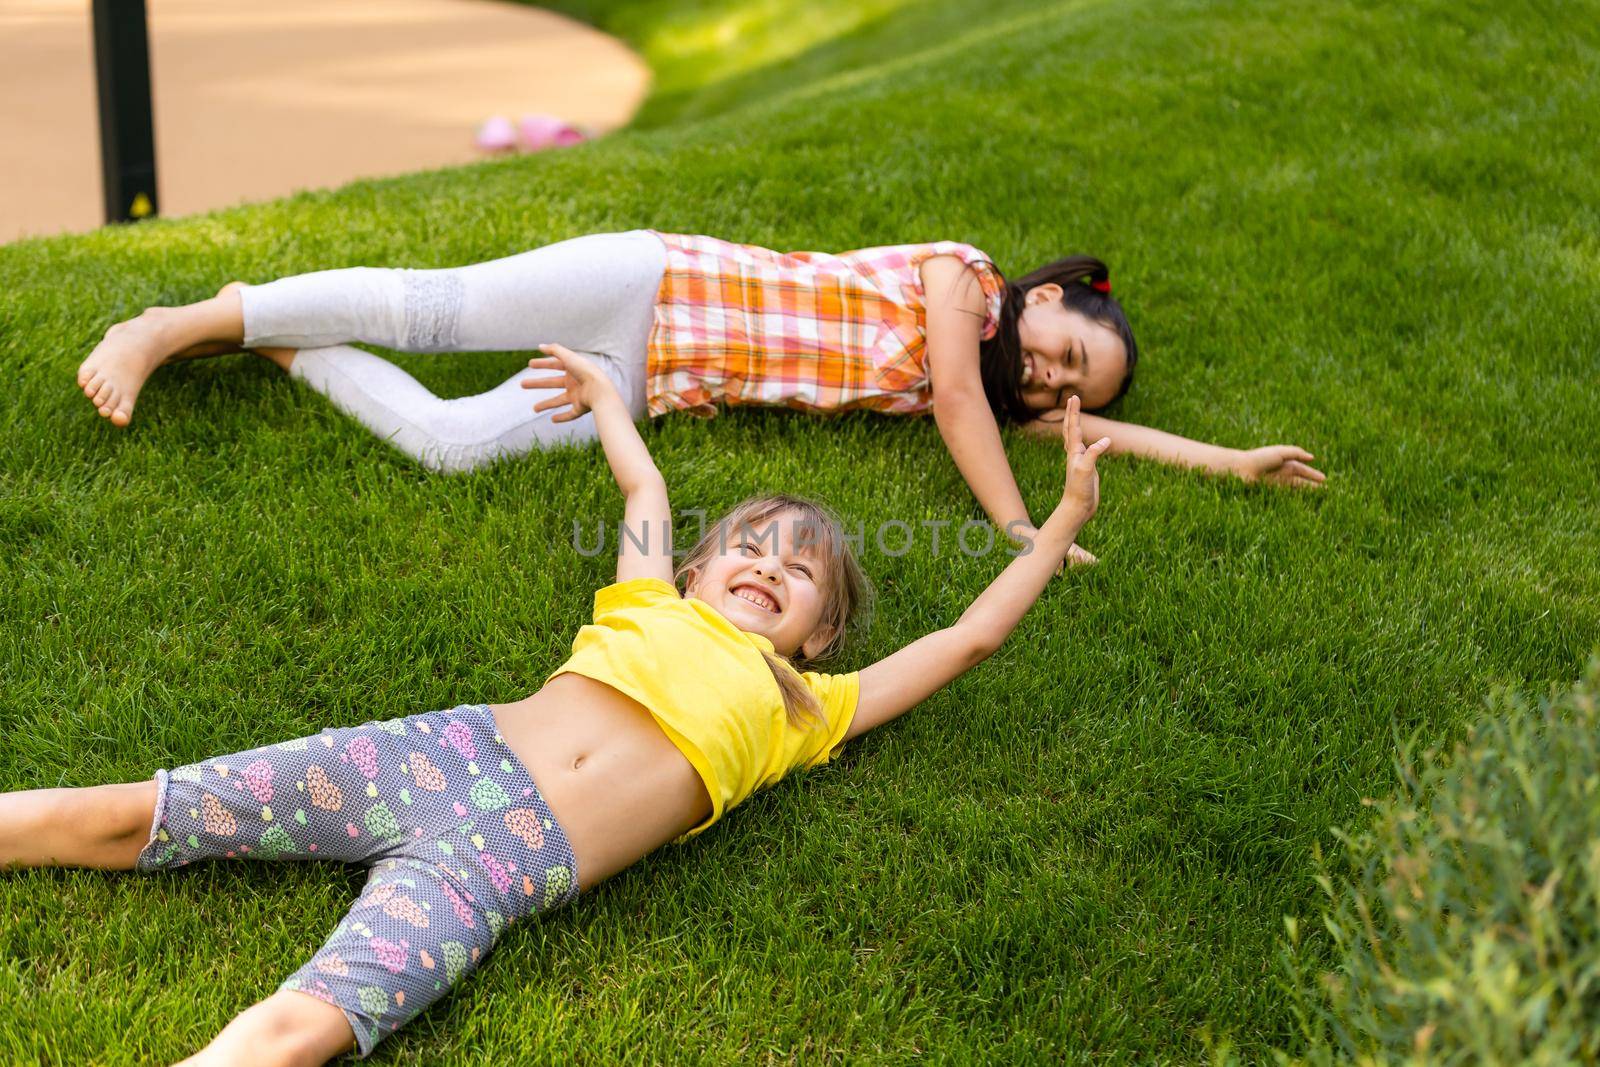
[761,650,824,729]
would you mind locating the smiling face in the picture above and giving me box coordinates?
[1015,284,1130,412]
[683,508,833,659]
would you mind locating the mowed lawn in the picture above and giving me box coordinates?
[2,0,1597,1061]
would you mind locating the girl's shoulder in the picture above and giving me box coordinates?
[903,243,1007,336]
[899,241,1005,291]
[835,238,996,266]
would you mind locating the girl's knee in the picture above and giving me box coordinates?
[411,399,498,449]
[84,781,159,856]
[109,780,158,832]
[407,401,526,473]
[87,781,160,867]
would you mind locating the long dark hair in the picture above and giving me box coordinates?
[976,255,1139,425]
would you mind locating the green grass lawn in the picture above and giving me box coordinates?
[2,0,1597,1061]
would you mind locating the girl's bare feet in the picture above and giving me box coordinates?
[76,282,247,426]
[76,308,186,426]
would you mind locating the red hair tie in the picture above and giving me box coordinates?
[1090,278,1112,294]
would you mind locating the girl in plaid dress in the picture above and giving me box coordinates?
[76,230,1322,559]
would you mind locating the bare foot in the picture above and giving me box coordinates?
[76,308,185,426]
[76,282,246,427]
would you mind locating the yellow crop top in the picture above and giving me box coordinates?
[547,577,859,836]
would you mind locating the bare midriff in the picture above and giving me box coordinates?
[489,672,712,891]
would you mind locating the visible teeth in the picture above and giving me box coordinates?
[1022,355,1032,384]
[734,586,778,612]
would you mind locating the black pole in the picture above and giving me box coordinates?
[91,0,158,224]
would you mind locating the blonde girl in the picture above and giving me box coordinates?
[17,346,1109,1065]
[76,231,1322,565]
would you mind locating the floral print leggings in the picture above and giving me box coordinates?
[135,704,577,1058]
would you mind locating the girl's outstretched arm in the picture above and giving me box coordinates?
[923,257,1096,565]
[1022,410,1325,488]
[524,345,675,582]
[923,257,1034,530]
[847,397,1110,740]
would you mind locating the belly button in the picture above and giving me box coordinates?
[571,754,586,771]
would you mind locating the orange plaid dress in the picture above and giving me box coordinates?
[645,232,1006,417]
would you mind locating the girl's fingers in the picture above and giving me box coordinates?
[1066,438,1109,490]
[521,375,566,390]
[532,395,569,413]
[1063,395,1082,453]
[1286,464,1325,487]
[1284,461,1327,483]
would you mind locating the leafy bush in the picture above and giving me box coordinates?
[1281,661,1600,1065]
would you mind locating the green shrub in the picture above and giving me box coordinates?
[1281,661,1600,1065]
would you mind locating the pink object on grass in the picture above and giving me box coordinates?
[518,113,588,151]
[475,115,518,152]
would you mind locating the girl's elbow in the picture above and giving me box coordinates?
[958,631,1000,668]
[623,472,668,498]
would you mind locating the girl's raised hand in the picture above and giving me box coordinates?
[1233,445,1326,489]
[1057,395,1113,522]
[521,344,618,422]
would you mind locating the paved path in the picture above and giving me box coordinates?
[1,0,649,243]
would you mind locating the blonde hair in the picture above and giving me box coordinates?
[675,495,872,728]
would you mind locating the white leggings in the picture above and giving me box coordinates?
[240,230,667,473]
